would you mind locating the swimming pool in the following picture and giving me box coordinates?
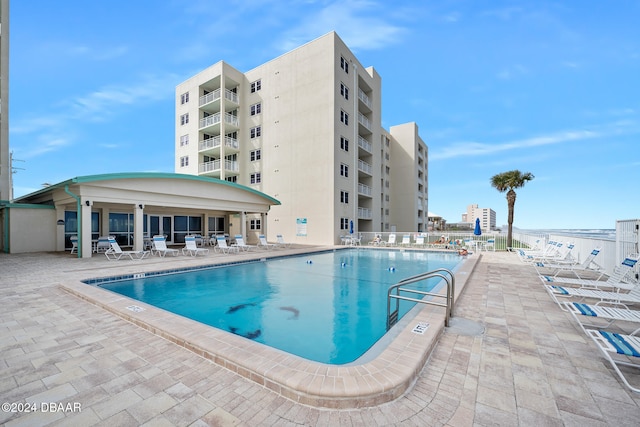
[98,248,461,364]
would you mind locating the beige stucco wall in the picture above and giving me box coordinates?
[8,206,56,253]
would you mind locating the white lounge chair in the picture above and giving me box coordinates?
[400,234,411,246]
[105,237,150,260]
[182,236,210,256]
[517,241,560,261]
[258,235,276,250]
[413,235,425,247]
[586,329,640,393]
[540,253,639,292]
[534,247,604,279]
[233,235,257,251]
[214,236,239,254]
[151,235,180,257]
[276,234,292,248]
[563,301,640,335]
[383,233,397,246]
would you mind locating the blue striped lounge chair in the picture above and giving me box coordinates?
[587,329,640,393]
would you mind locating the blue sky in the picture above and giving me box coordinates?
[9,0,639,230]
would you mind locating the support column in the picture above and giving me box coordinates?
[262,212,267,239]
[240,211,247,240]
[134,204,144,251]
[55,206,66,252]
[81,200,93,258]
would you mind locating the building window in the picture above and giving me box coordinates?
[340,218,349,230]
[250,149,261,161]
[340,82,349,100]
[250,172,261,184]
[250,103,262,116]
[340,110,349,125]
[180,92,189,104]
[180,134,189,146]
[385,166,390,174]
[340,136,349,152]
[340,163,349,178]
[340,191,349,204]
[250,80,262,93]
[180,156,189,167]
[180,113,189,125]
[250,126,261,139]
[226,176,237,183]
[250,219,261,230]
[340,56,349,74]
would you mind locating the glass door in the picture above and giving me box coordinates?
[149,215,173,243]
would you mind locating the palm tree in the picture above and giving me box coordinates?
[490,170,534,248]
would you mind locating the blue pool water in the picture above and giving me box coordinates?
[99,249,461,364]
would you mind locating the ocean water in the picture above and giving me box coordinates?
[518,229,616,240]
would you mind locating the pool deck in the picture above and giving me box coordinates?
[2,248,640,425]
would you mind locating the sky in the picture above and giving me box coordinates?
[8,0,640,230]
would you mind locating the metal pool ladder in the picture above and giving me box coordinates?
[386,268,455,330]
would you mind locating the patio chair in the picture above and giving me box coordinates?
[534,247,604,279]
[182,236,210,256]
[233,235,257,251]
[413,235,425,247]
[214,236,239,254]
[400,234,411,246]
[151,235,180,257]
[586,329,640,393]
[563,301,640,335]
[382,233,397,246]
[258,235,277,250]
[105,237,150,260]
[95,236,112,253]
[540,253,639,292]
[276,234,292,248]
[70,235,78,254]
[482,238,495,251]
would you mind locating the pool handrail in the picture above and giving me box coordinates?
[387,268,455,330]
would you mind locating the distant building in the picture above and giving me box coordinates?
[462,204,496,231]
[174,32,428,245]
[0,0,10,201]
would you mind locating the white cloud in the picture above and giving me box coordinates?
[431,129,599,160]
[275,0,406,52]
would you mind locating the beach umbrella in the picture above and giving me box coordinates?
[349,220,354,235]
[474,218,482,236]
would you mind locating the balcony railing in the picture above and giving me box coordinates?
[358,112,371,131]
[199,136,239,152]
[358,183,372,196]
[358,207,372,219]
[358,136,372,153]
[199,88,239,106]
[199,159,239,174]
[358,89,372,109]
[358,159,372,175]
[199,112,239,129]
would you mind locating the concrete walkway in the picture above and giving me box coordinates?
[1,250,639,426]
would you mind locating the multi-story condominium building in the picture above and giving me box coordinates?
[175,32,427,245]
[0,0,10,202]
[462,204,496,231]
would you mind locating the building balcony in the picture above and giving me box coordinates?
[358,112,372,135]
[199,88,239,113]
[357,136,372,154]
[199,112,239,132]
[198,136,240,155]
[358,89,372,112]
[357,159,372,177]
[198,159,239,178]
[358,183,372,197]
[358,207,372,220]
